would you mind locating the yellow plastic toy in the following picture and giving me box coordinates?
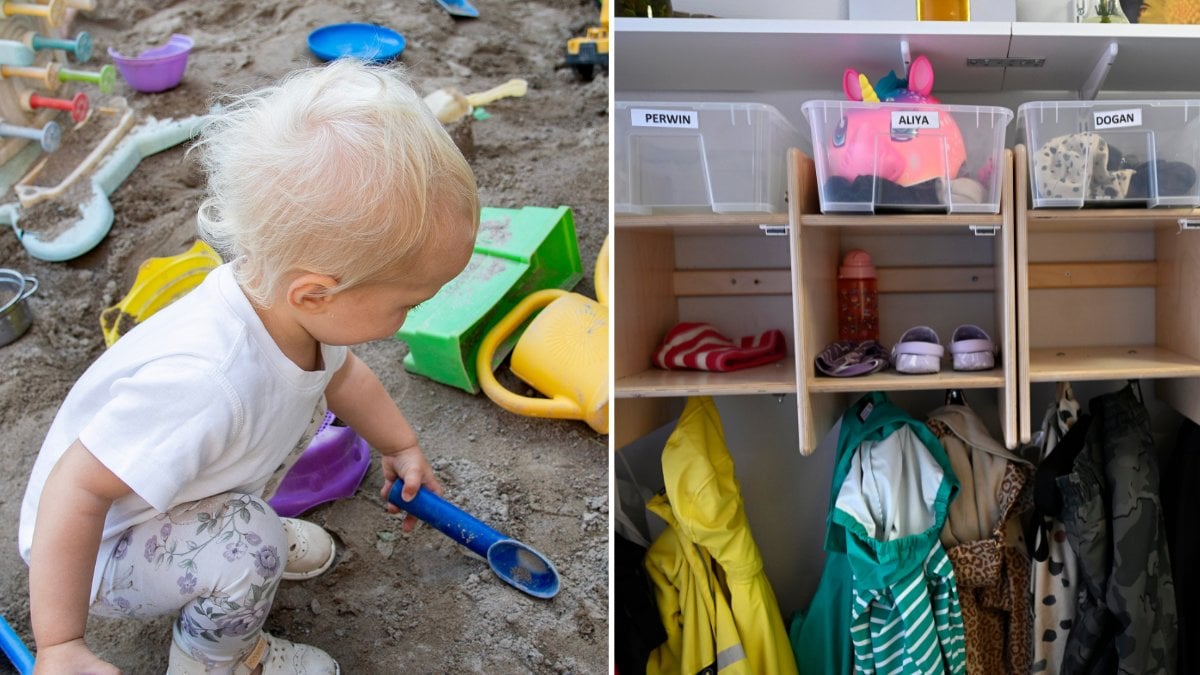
[99,239,221,346]
[476,235,609,434]
[565,0,609,81]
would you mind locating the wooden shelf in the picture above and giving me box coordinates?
[616,358,797,397]
[801,212,1004,231]
[1028,345,1200,382]
[791,148,1019,452]
[616,212,789,233]
[807,368,1005,393]
[613,18,1200,94]
[1024,207,1200,232]
[1015,142,1200,442]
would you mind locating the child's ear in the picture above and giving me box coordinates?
[286,273,339,313]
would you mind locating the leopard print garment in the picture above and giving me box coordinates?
[929,418,1035,675]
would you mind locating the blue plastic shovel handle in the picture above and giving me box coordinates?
[0,613,33,675]
[387,480,504,560]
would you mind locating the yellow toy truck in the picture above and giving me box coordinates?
[566,0,608,81]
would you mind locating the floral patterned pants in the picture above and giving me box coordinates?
[92,492,287,671]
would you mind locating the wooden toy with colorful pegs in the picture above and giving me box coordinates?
[0,1,107,168]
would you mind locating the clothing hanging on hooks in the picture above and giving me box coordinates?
[1057,384,1177,673]
[792,392,966,675]
[645,397,797,675]
[928,402,1034,674]
[1029,381,1083,675]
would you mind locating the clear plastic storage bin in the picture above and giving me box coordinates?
[614,101,801,215]
[801,101,1013,214]
[1018,100,1200,209]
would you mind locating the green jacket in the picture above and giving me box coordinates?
[792,392,966,675]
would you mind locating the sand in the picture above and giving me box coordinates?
[0,0,608,672]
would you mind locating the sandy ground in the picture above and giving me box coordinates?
[0,0,609,672]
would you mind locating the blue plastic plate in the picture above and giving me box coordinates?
[307,23,406,62]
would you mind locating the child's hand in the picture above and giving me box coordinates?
[34,638,121,674]
[379,445,443,532]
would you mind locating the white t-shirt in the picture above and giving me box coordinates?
[18,263,348,598]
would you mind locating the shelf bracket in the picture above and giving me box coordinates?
[1079,42,1118,101]
[1178,218,1200,233]
[759,224,790,236]
[899,39,911,77]
[970,225,1000,237]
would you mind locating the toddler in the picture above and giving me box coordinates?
[19,58,479,674]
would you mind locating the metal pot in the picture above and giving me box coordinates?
[0,269,38,347]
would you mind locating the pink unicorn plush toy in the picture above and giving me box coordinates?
[826,55,966,187]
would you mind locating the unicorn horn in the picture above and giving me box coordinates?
[858,74,880,103]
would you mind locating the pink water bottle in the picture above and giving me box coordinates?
[837,249,879,341]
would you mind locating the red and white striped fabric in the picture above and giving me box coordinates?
[653,322,787,372]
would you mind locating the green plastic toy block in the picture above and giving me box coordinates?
[396,205,583,393]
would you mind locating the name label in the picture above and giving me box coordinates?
[631,108,699,128]
[891,111,940,130]
[1093,108,1142,130]
[859,401,874,421]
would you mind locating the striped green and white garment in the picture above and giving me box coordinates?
[849,542,966,675]
[826,397,967,675]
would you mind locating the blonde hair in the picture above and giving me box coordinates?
[195,59,479,306]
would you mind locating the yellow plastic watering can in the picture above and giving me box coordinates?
[476,235,609,434]
[99,240,222,346]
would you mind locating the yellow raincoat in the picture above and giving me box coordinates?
[644,397,797,675]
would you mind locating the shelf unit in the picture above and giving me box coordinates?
[613,210,798,447]
[790,149,1017,454]
[614,148,1018,454]
[1013,143,1200,442]
[613,17,1200,455]
[611,16,1200,628]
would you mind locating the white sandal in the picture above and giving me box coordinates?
[892,326,945,374]
[168,632,340,674]
[281,517,337,581]
[949,324,996,371]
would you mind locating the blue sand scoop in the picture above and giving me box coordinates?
[388,481,560,598]
[0,613,33,675]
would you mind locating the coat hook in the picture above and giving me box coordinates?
[1127,378,1143,404]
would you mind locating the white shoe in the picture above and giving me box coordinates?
[281,517,337,581]
[892,325,945,375]
[168,632,340,674]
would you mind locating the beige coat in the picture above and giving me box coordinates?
[929,404,1034,675]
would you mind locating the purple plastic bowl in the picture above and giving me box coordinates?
[268,412,372,518]
[107,34,193,93]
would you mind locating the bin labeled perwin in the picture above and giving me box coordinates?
[802,100,1013,214]
[614,101,801,215]
[1018,100,1200,208]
